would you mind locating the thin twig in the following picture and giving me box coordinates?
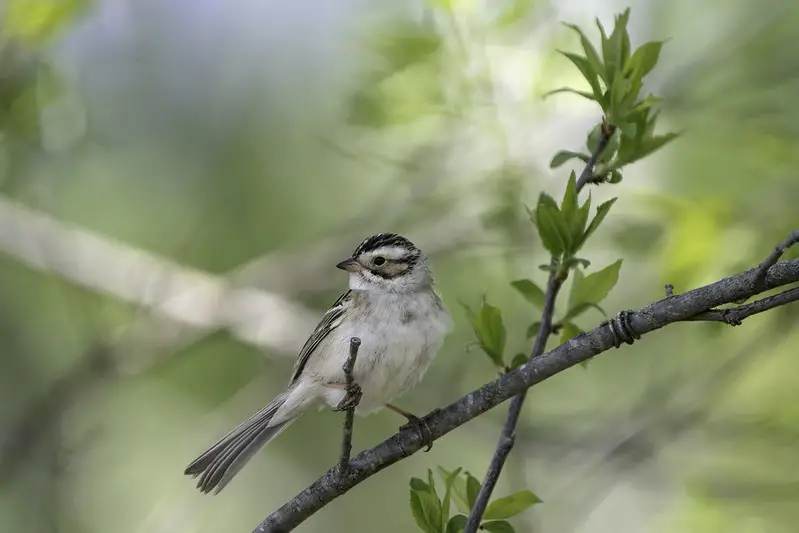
[337,337,362,473]
[254,257,799,533]
[754,229,799,289]
[575,120,617,191]
[464,124,615,532]
[687,286,799,325]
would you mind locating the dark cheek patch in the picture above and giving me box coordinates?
[369,261,409,279]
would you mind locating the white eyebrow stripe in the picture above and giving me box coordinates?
[362,246,409,260]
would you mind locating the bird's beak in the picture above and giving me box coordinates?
[336,258,362,272]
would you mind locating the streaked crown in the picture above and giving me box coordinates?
[352,233,420,261]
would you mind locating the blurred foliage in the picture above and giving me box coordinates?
[0,1,797,533]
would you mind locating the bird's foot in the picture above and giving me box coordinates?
[335,383,362,412]
[400,409,439,452]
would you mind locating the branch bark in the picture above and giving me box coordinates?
[336,337,362,473]
[252,254,799,533]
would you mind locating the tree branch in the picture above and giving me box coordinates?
[754,229,799,288]
[252,256,799,532]
[688,286,799,325]
[465,122,615,532]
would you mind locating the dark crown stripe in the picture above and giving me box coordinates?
[352,233,419,258]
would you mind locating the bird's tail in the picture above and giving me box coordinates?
[184,390,297,494]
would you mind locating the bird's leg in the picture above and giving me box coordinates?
[328,382,362,412]
[386,403,438,452]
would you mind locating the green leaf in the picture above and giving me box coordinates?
[564,23,605,83]
[559,321,584,345]
[428,469,440,502]
[563,301,606,321]
[480,520,516,533]
[608,170,623,183]
[617,120,637,140]
[466,473,482,509]
[484,490,542,520]
[510,353,528,369]
[411,477,431,493]
[410,489,442,533]
[510,279,546,309]
[557,51,602,101]
[605,8,631,76]
[526,321,541,339]
[625,40,664,79]
[636,132,680,162]
[562,256,591,270]
[581,198,617,244]
[632,94,664,113]
[543,87,597,102]
[438,468,470,514]
[586,124,602,154]
[440,467,462,531]
[537,192,559,210]
[550,150,589,169]
[568,260,623,311]
[445,515,468,533]
[608,67,628,117]
[536,204,566,256]
[463,300,507,368]
[561,171,578,221]
[574,192,592,247]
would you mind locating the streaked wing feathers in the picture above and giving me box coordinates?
[289,290,351,383]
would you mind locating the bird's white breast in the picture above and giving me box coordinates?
[305,289,452,414]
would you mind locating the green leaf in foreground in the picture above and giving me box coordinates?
[466,473,482,510]
[445,515,468,533]
[462,299,507,368]
[550,150,590,169]
[484,490,542,520]
[480,520,516,533]
[568,260,623,312]
[510,279,546,308]
[410,489,442,533]
[438,467,469,514]
[580,197,617,246]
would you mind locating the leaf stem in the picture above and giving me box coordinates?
[463,125,614,533]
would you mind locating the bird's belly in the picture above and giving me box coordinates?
[316,327,442,414]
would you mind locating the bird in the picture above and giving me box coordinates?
[184,233,453,494]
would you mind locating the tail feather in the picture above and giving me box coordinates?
[185,391,296,494]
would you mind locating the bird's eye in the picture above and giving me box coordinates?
[373,256,386,266]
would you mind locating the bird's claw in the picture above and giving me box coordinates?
[400,410,438,452]
[335,383,362,412]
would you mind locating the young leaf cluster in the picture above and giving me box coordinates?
[462,298,507,371]
[530,173,616,277]
[547,8,678,184]
[410,468,541,533]
[410,7,678,529]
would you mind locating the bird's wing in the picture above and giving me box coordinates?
[289,290,352,383]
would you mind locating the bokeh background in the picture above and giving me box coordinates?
[1,0,798,532]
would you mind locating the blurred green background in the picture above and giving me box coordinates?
[1,0,798,532]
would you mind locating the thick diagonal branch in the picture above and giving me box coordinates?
[253,257,799,532]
